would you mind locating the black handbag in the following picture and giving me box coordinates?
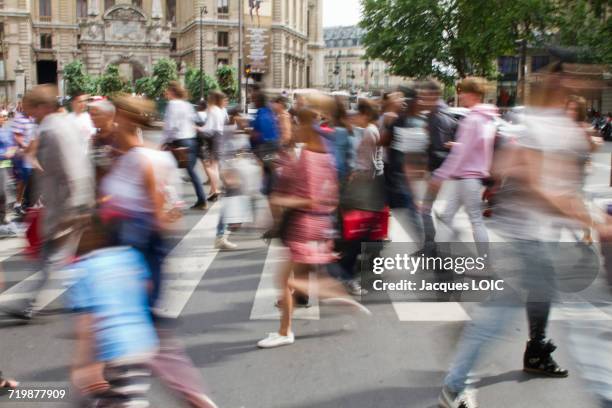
[341,172,386,212]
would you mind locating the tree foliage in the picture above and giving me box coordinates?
[150,58,178,99]
[216,65,238,100]
[185,67,220,103]
[360,0,611,84]
[97,65,131,97]
[63,60,98,96]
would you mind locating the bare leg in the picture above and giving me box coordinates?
[278,261,303,336]
[204,160,220,195]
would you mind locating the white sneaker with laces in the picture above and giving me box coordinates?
[438,385,478,408]
[257,332,295,349]
[215,237,238,250]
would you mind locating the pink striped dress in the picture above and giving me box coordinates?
[276,148,339,264]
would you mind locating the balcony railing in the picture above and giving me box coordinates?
[217,13,229,20]
[39,15,51,23]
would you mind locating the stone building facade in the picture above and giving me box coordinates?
[324,25,406,93]
[0,0,325,104]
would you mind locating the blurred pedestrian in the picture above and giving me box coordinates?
[201,91,227,202]
[0,111,16,229]
[427,78,497,250]
[419,79,459,251]
[10,84,94,320]
[257,93,368,349]
[67,91,96,154]
[163,81,207,210]
[88,99,118,189]
[10,104,36,215]
[438,67,597,408]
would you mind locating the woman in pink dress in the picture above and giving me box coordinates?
[257,94,369,349]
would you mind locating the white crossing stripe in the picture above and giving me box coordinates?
[550,302,612,321]
[154,203,222,319]
[0,237,77,309]
[250,239,320,320]
[392,302,471,322]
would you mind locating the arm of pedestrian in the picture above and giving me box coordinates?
[270,193,313,209]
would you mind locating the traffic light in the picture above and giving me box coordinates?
[245,64,252,77]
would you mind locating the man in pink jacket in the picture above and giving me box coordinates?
[428,78,498,244]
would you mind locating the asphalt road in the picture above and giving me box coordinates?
[0,136,611,408]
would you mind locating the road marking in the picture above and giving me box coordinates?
[392,301,472,322]
[249,239,320,320]
[154,203,221,319]
[550,302,612,321]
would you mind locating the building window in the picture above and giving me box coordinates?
[0,23,4,80]
[531,55,550,73]
[77,0,87,18]
[39,0,51,17]
[217,31,229,48]
[217,58,229,66]
[104,0,115,10]
[166,0,176,24]
[132,0,142,8]
[170,37,177,51]
[217,0,229,14]
[77,34,81,49]
[40,33,52,49]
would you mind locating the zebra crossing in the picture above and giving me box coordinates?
[0,198,611,325]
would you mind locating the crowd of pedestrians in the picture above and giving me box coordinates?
[0,59,610,408]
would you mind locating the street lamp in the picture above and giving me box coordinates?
[350,70,355,93]
[333,54,340,91]
[199,5,208,102]
[515,39,527,104]
[364,59,370,92]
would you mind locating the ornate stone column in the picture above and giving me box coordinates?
[88,0,99,16]
[178,61,186,87]
[14,60,25,101]
[152,0,163,19]
[57,59,65,98]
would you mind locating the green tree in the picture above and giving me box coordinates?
[150,58,178,99]
[98,65,131,97]
[185,67,219,103]
[216,65,238,100]
[64,60,98,96]
[554,0,612,64]
[359,0,557,83]
[134,77,155,97]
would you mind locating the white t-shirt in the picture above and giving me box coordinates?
[164,99,197,141]
[68,112,96,152]
[204,105,226,133]
[100,147,153,214]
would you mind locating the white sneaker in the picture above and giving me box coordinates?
[438,385,478,408]
[215,237,238,250]
[257,332,295,349]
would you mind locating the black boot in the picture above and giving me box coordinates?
[523,339,569,378]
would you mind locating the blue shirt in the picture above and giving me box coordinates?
[0,126,15,161]
[323,126,353,181]
[70,247,158,362]
[250,106,279,145]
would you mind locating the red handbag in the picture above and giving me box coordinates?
[342,207,389,241]
[25,208,42,259]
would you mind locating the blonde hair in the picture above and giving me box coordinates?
[111,94,156,128]
[166,81,188,100]
[457,77,486,99]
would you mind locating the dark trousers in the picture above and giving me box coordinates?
[173,138,206,204]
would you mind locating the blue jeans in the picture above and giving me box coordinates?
[173,138,206,204]
[444,240,556,393]
[111,213,169,308]
[385,149,423,241]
